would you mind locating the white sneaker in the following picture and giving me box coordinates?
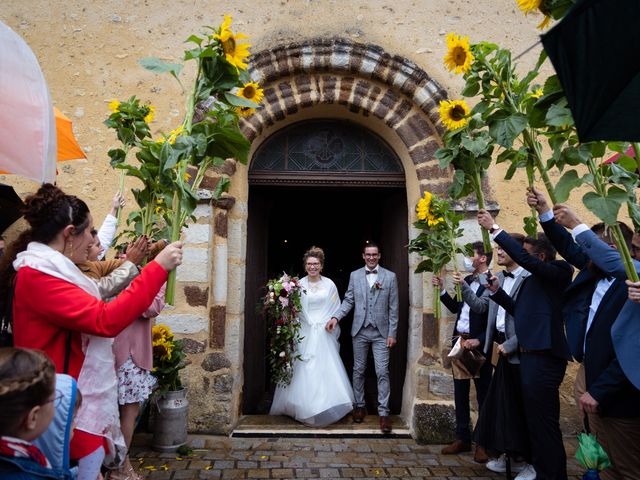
[486,455,526,473]
[514,464,536,480]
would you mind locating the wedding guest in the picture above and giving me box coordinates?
[432,241,492,463]
[95,192,126,260]
[0,184,182,480]
[0,347,72,480]
[459,235,533,475]
[551,203,640,479]
[328,242,398,434]
[270,247,354,427]
[478,209,573,480]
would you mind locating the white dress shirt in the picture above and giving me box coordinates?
[495,266,524,333]
[365,266,378,288]
[455,277,480,334]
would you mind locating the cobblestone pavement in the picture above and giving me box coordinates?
[130,436,584,479]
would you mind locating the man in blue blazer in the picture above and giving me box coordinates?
[551,203,640,479]
[478,209,573,480]
[433,241,492,463]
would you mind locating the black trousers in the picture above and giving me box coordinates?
[454,358,492,442]
[519,353,567,480]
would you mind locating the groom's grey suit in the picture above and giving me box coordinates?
[333,265,399,416]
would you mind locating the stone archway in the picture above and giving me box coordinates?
[192,38,463,440]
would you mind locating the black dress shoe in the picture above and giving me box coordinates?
[352,407,366,423]
[379,415,392,433]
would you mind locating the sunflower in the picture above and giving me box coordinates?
[237,82,264,104]
[426,215,444,227]
[144,105,155,123]
[516,0,552,30]
[443,33,474,74]
[152,324,173,344]
[214,15,252,70]
[235,106,256,117]
[108,100,121,113]
[416,191,433,221]
[531,87,543,99]
[157,125,184,145]
[439,99,470,131]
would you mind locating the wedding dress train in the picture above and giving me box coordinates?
[270,276,354,427]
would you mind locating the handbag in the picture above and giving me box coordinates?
[451,346,486,379]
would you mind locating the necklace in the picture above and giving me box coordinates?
[308,278,322,292]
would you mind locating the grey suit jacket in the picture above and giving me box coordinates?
[575,228,640,390]
[461,269,530,364]
[334,266,399,338]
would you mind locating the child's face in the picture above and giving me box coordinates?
[87,237,104,262]
[23,383,57,441]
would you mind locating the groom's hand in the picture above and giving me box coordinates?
[386,337,396,348]
[325,317,338,332]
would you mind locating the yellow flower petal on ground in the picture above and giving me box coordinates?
[144,105,155,123]
[214,15,252,70]
[237,82,264,104]
[108,100,121,113]
[443,33,474,74]
[439,99,470,131]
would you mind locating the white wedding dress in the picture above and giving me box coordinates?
[270,276,355,427]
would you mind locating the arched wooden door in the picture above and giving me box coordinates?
[242,120,409,415]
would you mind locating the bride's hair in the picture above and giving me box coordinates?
[303,246,325,267]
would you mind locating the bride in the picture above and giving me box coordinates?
[270,246,354,427]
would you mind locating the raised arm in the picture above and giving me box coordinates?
[574,228,640,279]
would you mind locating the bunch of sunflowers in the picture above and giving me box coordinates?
[409,191,471,318]
[152,324,187,394]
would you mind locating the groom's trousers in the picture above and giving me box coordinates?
[353,324,390,416]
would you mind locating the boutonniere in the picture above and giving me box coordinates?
[371,281,382,291]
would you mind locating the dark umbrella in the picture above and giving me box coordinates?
[0,183,24,234]
[540,0,640,142]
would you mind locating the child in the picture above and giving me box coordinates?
[0,347,73,479]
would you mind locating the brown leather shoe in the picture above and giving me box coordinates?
[473,445,489,463]
[352,407,366,423]
[379,415,392,434]
[441,439,471,455]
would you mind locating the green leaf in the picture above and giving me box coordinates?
[449,169,466,198]
[553,169,583,203]
[414,259,434,274]
[583,188,627,225]
[488,112,528,148]
[462,80,480,97]
[213,176,231,199]
[435,147,456,169]
[139,57,184,81]
[545,103,574,127]
[185,34,203,46]
[223,92,258,108]
[523,215,538,238]
[108,148,127,167]
[461,135,491,157]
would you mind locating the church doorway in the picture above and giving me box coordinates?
[242,120,409,416]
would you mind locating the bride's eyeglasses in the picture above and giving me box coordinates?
[306,262,321,268]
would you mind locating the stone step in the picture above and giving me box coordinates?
[231,414,411,438]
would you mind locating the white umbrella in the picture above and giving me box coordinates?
[0,20,56,183]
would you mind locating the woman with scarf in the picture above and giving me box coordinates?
[0,184,183,480]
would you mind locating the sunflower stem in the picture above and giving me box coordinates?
[472,170,492,254]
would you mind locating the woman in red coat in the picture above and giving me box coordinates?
[0,184,183,480]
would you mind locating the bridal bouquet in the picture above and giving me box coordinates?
[408,191,471,319]
[263,273,305,386]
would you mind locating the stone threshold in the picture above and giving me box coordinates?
[231,415,411,438]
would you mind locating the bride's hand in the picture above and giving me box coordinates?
[325,317,338,332]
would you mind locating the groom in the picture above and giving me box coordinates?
[326,242,399,433]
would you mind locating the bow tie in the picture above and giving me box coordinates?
[503,271,515,278]
[366,269,378,275]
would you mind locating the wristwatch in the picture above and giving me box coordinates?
[489,224,500,234]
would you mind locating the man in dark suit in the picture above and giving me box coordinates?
[547,201,640,479]
[432,241,492,463]
[478,209,573,480]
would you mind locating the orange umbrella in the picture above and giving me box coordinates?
[54,107,86,161]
